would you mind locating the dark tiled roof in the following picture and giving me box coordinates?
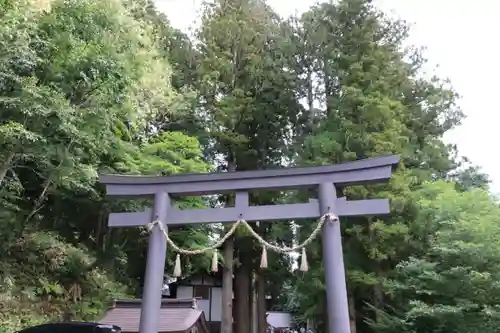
[100,299,207,333]
[114,298,198,309]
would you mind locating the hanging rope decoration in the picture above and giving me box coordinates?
[146,212,338,277]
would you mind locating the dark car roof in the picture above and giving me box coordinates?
[17,322,121,333]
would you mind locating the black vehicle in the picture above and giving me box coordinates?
[16,322,121,333]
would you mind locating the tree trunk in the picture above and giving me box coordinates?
[222,159,237,333]
[221,236,234,333]
[323,56,333,117]
[235,241,251,333]
[256,271,267,333]
[349,293,357,333]
[306,65,314,112]
[0,151,15,187]
[368,217,384,323]
[251,272,258,333]
[323,302,330,333]
[373,281,384,323]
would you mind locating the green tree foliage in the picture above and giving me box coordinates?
[194,2,305,332]
[196,0,302,168]
[0,0,211,330]
[372,181,500,333]
[282,0,468,332]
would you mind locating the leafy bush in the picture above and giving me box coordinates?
[0,232,129,332]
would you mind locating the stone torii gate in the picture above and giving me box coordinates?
[99,155,399,333]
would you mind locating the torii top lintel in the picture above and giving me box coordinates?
[99,155,400,197]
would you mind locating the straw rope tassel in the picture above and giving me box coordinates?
[173,254,182,277]
[260,246,268,269]
[211,249,218,273]
[300,247,309,272]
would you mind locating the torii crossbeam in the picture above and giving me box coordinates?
[99,155,399,333]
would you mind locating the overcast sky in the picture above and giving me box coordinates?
[154,0,500,193]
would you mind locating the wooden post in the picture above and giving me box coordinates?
[138,192,169,333]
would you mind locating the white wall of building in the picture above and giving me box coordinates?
[177,285,193,299]
[176,285,222,322]
[210,287,222,321]
[267,312,292,328]
[198,298,211,320]
[177,284,291,327]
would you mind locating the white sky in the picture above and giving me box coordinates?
[155,0,500,193]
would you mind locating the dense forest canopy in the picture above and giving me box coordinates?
[0,1,496,333]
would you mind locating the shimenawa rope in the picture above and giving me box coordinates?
[146,213,339,277]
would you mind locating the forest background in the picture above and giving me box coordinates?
[1,1,498,333]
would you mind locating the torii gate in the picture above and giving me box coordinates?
[99,155,399,333]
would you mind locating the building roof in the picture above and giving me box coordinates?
[100,299,209,333]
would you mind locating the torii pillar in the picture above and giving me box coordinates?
[99,155,399,333]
